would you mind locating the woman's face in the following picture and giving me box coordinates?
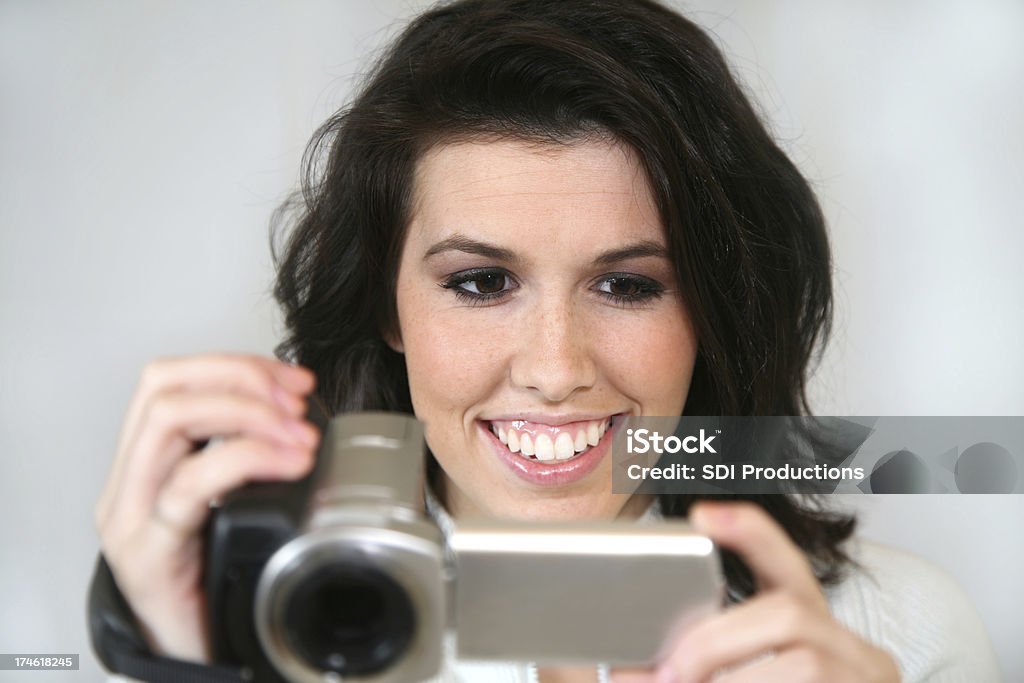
[392,138,697,520]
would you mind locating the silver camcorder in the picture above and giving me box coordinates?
[205,411,724,683]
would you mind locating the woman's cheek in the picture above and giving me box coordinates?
[404,308,509,415]
[597,308,697,412]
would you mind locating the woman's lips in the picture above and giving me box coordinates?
[479,416,619,487]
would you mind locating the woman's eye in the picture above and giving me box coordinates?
[465,272,507,295]
[441,268,517,303]
[595,274,665,306]
[604,277,642,297]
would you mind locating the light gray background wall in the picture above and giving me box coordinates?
[1,2,1022,681]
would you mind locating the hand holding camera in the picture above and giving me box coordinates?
[93,354,320,661]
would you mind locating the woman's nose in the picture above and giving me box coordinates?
[508,299,597,402]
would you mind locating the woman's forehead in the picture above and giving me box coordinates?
[407,138,664,249]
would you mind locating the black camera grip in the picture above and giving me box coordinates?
[87,554,250,683]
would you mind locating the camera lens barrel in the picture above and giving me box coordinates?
[254,413,446,683]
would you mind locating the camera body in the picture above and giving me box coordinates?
[205,410,723,683]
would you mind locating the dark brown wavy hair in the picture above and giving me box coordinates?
[272,0,855,598]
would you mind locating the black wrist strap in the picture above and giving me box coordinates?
[87,554,250,683]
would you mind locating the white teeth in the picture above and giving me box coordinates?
[491,417,614,462]
[573,430,587,452]
[554,432,575,460]
[535,434,555,461]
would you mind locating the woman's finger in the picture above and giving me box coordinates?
[710,646,857,683]
[153,435,316,537]
[657,591,858,683]
[609,666,656,683]
[689,501,827,611]
[114,390,319,520]
[97,355,315,526]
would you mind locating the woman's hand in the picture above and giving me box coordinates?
[613,501,901,683]
[94,354,319,662]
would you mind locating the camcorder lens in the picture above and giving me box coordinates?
[284,564,416,675]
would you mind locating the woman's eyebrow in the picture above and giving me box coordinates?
[423,235,520,263]
[593,241,669,265]
[423,235,668,265]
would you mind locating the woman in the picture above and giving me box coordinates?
[94,1,998,681]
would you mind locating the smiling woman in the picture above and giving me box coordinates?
[393,140,695,520]
[92,0,1000,682]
